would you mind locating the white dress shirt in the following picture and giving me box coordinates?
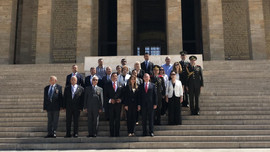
[71,84,78,99]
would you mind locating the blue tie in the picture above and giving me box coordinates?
[146,61,148,69]
[49,86,53,101]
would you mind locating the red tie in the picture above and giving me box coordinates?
[113,82,116,91]
[145,82,148,93]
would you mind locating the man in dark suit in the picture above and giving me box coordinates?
[63,76,84,138]
[43,76,63,138]
[65,65,84,87]
[141,53,154,76]
[186,56,204,115]
[85,67,98,88]
[100,66,112,120]
[104,72,124,137]
[84,76,103,137]
[138,73,157,137]
[179,51,190,107]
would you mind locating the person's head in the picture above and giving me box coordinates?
[111,72,118,82]
[121,58,127,66]
[90,67,96,75]
[129,75,138,89]
[92,76,99,86]
[143,73,150,82]
[134,61,141,70]
[189,56,197,65]
[122,66,129,75]
[180,51,187,61]
[116,65,122,74]
[98,58,104,66]
[173,62,181,73]
[144,53,150,61]
[49,76,57,85]
[159,67,165,75]
[106,66,112,75]
[170,71,176,81]
[132,69,138,77]
[165,57,171,65]
[70,76,77,86]
[72,65,78,73]
[153,65,160,76]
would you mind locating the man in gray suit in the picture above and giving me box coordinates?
[84,76,103,137]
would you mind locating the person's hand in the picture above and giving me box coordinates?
[180,97,183,103]
[153,105,157,109]
[99,109,102,113]
[166,97,168,103]
[62,109,66,112]
[186,87,189,92]
[84,109,88,113]
[116,99,121,103]
[125,106,128,111]
[137,105,141,111]
[111,99,115,104]
[43,110,47,112]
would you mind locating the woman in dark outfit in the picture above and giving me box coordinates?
[124,75,139,136]
[166,71,184,125]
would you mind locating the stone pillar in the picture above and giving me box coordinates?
[248,0,267,59]
[117,0,133,56]
[263,0,270,58]
[205,0,225,60]
[166,0,182,55]
[77,0,98,63]
[0,0,17,64]
[35,0,52,64]
[201,0,211,60]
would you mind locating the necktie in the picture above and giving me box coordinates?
[49,86,53,101]
[145,82,148,93]
[146,61,148,69]
[113,82,116,92]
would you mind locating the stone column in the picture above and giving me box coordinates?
[76,0,98,63]
[200,0,210,60]
[263,0,270,58]
[166,0,182,55]
[205,0,225,60]
[117,0,133,56]
[35,0,52,64]
[248,0,267,59]
[0,0,17,64]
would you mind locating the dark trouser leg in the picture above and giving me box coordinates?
[182,86,189,107]
[92,111,98,135]
[87,111,93,136]
[173,97,181,125]
[127,104,137,133]
[52,111,60,133]
[141,107,147,135]
[73,110,80,134]
[148,108,154,134]
[154,107,161,125]
[66,110,72,135]
[195,87,201,114]
[189,87,195,115]
[104,102,109,120]
[109,104,115,137]
[161,98,168,115]
[47,111,53,135]
[167,98,174,125]
[115,103,121,137]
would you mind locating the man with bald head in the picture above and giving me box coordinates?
[43,76,63,138]
[63,76,84,138]
[65,65,84,87]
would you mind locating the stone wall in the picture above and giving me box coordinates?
[263,0,270,58]
[51,0,78,63]
[222,0,251,60]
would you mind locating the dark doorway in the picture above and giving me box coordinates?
[182,0,203,54]
[98,0,117,56]
[134,0,167,55]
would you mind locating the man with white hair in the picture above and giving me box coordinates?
[43,76,63,138]
[63,76,84,138]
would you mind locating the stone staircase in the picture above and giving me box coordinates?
[0,60,270,150]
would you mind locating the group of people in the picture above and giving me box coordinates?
[43,52,204,138]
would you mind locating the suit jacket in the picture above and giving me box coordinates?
[141,61,154,76]
[65,73,84,87]
[63,85,84,111]
[100,75,111,88]
[104,81,124,104]
[123,85,139,106]
[136,69,145,79]
[84,86,103,112]
[138,82,157,108]
[43,84,63,111]
[180,60,190,86]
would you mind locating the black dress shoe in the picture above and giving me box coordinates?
[52,134,57,138]
[150,133,154,137]
[64,134,71,138]
[93,134,97,138]
[73,134,78,138]
[44,134,52,138]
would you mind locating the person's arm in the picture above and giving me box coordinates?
[79,88,85,110]
[84,87,88,110]
[200,67,204,87]
[58,86,63,109]
[153,83,157,108]
[99,88,104,110]
[43,87,47,111]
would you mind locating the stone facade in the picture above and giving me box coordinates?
[0,0,269,64]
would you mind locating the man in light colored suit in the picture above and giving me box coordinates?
[84,76,103,137]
